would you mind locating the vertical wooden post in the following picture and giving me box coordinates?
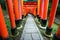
[18,0,22,20]
[0,5,9,40]
[37,0,40,21]
[34,7,36,17]
[6,0,17,35]
[33,7,36,18]
[13,0,21,27]
[39,0,44,22]
[22,0,25,19]
[45,0,59,37]
[41,0,49,27]
[13,0,20,20]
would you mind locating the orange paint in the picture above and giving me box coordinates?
[38,0,40,17]
[43,0,49,20]
[23,2,37,16]
[0,5,9,38]
[39,0,44,19]
[13,0,20,20]
[24,7,28,16]
[21,0,23,18]
[56,25,60,37]
[0,24,1,37]
[23,7,26,16]
[48,0,59,28]
[23,6,27,16]
[32,7,36,16]
[18,0,22,19]
[6,0,16,29]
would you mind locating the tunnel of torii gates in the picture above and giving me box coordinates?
[0,0,60,40]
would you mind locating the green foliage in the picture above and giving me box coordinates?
[5,18,11,34]
[52,24,58,33]
[56,3,60,15]
[0,0,6,10]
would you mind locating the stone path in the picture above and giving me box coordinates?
[20,14,44,40]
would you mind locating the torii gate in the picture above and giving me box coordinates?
[38,0,59,40]
[0,0,60,40]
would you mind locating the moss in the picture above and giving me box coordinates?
[52,24,58,33]
[5,18,11,34]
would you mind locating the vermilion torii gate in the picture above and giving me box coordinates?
[0,5,9,40]
[38,0,60,40]
[0,0,60,40]
[38,0,49,29]
[13,0,22,27]
[37,0,59,39]
[6,0,23,36]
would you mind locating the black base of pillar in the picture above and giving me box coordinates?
[0,37,11,40]
[38,17,41,22]
[34,16,36,18]
[22,15,26,18]
[24,16,26,18]
[11,28,17,35]
[0,37,2,40]
[37,15,41,22]
[15,19,22,27]
[53,34,60,40]
[45,27,52,35]
[37,15,39,18]
[22,15,24,19]
[3,37,11,40]
[41,19,47,27]
[37,15,39,19]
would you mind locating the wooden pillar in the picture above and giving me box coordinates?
[41,0,49,27]
[18,0,22,20]
[37,0,41,21]
[39,0,44,22]
[0,5,9,40]
[13,0,21,27]
[21,0,24,19]
[6,0,17,35]
[45,0,59,37]
[15,0,23,27]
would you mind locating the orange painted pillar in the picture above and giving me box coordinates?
[21,0,23,18]
[37,0,40,17]
[45,0,59,37]
[37,0,41,21]
[33,7,36,17]
[13,0,21,27]
[13,0,20,20]
[19,0,23,19]
[6,0,17,35]
[39,0,44,21]
[0,5,9,40]
[23,7,27,17]
[25,7,28,17]
[41,0,49,27]
[16,0,23,27]
[32,7,36,17]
